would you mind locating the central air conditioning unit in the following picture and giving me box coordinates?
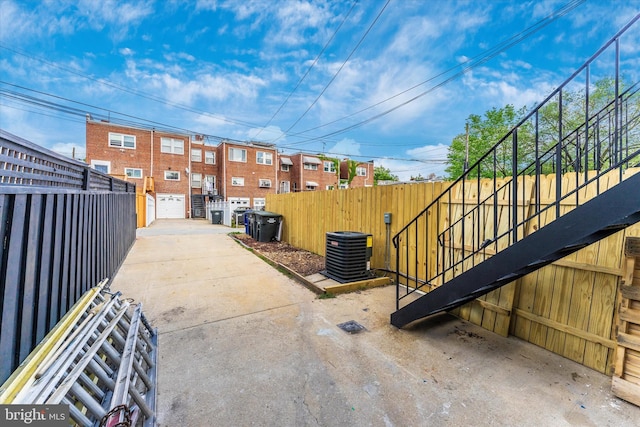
[324,231,373,283]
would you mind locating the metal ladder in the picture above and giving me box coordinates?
[0,280,158,427]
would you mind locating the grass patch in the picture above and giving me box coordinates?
[317,292,336,299]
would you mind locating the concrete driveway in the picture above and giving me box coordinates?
[110,219,640,426]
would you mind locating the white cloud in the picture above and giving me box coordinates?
[326,138,361,157]
[119,47,135,56]
[195,0,218,12]
[51,142,86,160]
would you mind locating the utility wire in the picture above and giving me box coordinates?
[275,0,392,141]
[277,0,585,148]
[254,0,359,139]
[1,84,447,164]
[0,44,262,130]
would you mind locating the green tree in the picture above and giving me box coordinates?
[374,166,398,184]
[446,104,528,179]
[446,77,640,181]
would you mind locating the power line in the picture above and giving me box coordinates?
[0,44,263,131]
[277,0,586,148]
[275,0,392,141]
[2,83,449,164]
[254,0,359,139]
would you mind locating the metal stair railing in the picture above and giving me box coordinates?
[0,280,158,427]
[393,13,640,312]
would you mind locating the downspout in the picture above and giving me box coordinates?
[222,142,227,200]
[188,136,192,218]
[150,129,154,177]
[300,154,303,192]
[274,149,278,195]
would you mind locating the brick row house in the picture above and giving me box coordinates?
[85,119,374,219]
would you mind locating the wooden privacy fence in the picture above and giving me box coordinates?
[0,130,137,383]
[267,171,640,375]
[267,181,445,269]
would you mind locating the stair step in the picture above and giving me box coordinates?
[391,171,640,328]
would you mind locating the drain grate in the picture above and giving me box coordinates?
[337,320,366,334]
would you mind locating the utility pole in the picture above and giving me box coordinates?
[464,122,469,172]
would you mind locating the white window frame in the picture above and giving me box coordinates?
[124,167,143,179]
[232,177,245,186]
[259,179,272,188]
[304,163,318,171]
[306,184,316,191]
[356,167,367,176]
[323,161,336,173]
[281,164,290,172]
[164,171,180,181]
[91,160,111,174]
[108,132,136,149]
[253,198,266,209]
[229,148,247,162]
[205,151,216,164]
[326,185,335,190]
[161,137,184,155]
[191,148,202,162]
[191,173,202,188]
[256,151,273,165]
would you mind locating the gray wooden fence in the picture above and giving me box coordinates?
[0,130,136,383]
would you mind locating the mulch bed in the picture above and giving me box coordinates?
[232,233,325,276]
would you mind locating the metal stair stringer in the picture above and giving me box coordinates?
[391,170,640,328]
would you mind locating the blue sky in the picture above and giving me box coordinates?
[1,0,639,180]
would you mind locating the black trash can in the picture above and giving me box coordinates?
[211,210,223,224]
[254,211,282,242]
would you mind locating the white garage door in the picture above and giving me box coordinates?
[156,194,185,219]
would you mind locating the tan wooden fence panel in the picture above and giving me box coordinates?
[136,191,147,228]
[511,169,640,374]
[267,170,640,374]
[267,182,445,270]
[612,237,640,406]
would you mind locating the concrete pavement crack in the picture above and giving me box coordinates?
[160,302,300,335]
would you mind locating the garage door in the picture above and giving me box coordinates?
[156,194,185,219]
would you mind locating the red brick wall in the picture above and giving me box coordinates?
[220,142,277,203]
[86,120,191,216]
[340,160,374,188]
[288,154,339,191]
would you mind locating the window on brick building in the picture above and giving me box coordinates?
[205,151,215,164]
[109,133,136,149]
[191,149,202,162]
[356,167,367,176]
[259,179,271,188]
[191,173,202,188]
[161,137,184,155]
[281,164,290,172]
[232,177,244,186]
[229,148,246,162]
[124,168,142,179]
[91,160,110,174]
[164,171,180,181]
[256,151,273,165]
[303,163,318,171]
[323,161,336,173]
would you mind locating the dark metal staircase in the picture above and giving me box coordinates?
[391,14,640,328]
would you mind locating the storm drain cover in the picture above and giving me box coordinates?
[337,320,366,334]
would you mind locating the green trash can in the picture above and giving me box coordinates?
[254,211,282,242]
[211,210,223,224]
